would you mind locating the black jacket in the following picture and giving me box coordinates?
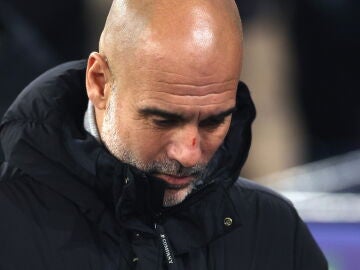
[0,61,327,270]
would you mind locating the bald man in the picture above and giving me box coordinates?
[0,0,327,269]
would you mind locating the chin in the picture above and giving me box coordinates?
[163,184,194,207]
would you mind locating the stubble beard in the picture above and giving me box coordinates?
[100,90,207,207]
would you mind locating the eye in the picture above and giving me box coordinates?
[152,118,178,128]
[199,117,226,130]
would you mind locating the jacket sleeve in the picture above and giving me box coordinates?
[294,213,328,270]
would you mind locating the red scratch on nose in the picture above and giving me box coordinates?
[192,138,196,147]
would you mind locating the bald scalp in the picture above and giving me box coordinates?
[99,0,152,74]
[99,0,243,78]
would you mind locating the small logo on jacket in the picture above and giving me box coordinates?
[160,234,174,264]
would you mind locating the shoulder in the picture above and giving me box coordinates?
[0,162,32,205]
[225,178,328,269]
[228,177,298,225]
[0,163,46,246]
[0,161,27,183]
[1,60,87,126]
[233,177,293,206]
[0,163,89,268]
[0,162,80,227]
[0,162,50,218]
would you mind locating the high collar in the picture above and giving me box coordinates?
[0,60,256,252]
[84,100,101,142]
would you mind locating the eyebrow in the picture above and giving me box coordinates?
[207,107,237,121]
[138,108,185,121]
[138,106,237,122]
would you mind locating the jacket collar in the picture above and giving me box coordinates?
[0,60,255,253]
[83,101,101,142]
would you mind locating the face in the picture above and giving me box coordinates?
[100,19,242,207]
[101,64,239,207]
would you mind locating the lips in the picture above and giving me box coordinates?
[155,174,194,189]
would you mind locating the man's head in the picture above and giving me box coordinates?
[86,0,243,206]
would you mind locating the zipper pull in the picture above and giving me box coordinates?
[154,223,177,268]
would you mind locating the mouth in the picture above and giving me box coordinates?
[155,174,195,189]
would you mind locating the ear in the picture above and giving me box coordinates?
[85,52,112,110]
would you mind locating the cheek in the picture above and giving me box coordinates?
[127,125,169,159]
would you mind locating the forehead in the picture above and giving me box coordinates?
[137,26,242,76]
[124,75,238,121]
[115,54,238,119]
[138,79,238,110]
[114,14,242,110]
[124,37,241,93]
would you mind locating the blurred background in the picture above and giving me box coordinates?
[0,0,359,268]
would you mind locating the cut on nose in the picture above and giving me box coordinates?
[167,139,202,168]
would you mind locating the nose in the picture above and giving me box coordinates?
[166,125,202,168]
